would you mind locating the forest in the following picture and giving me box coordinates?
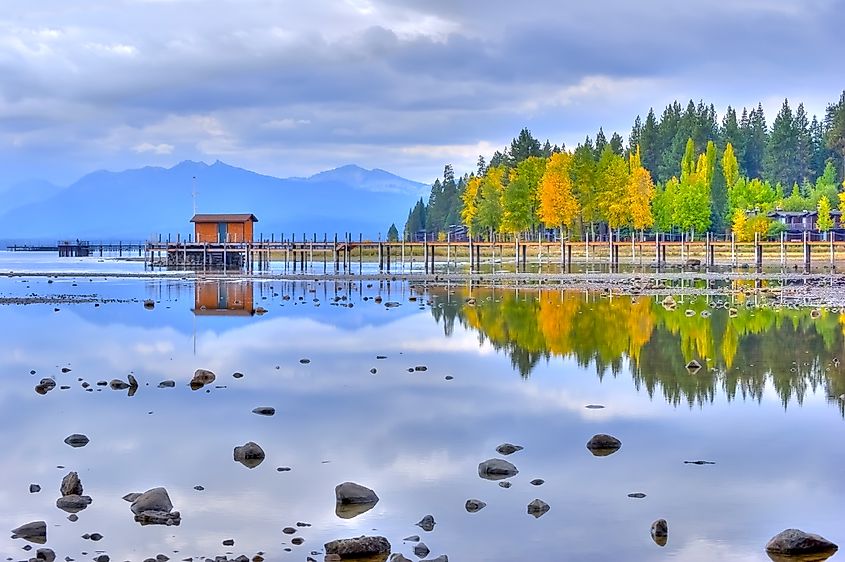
[401,92,845,242]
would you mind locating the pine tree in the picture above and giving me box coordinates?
[387,223,399,242]
[794,103,813,183]
[509,128,542,165]
[640,109,660,180]
[594,128,608,158]
[744,103,768,178]
[609,132,624,156]
[629,116,643,153]
[825,90,845,182]
[721,106,744,163]
[809,116,828,179]
[764,99,800,187]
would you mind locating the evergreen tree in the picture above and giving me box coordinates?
[609,132,625,156]
[656,101,682,183]
[426,179,445,234]
[640,109,660,180]
[629,116,642,153]
[476,155,487,176]
[509,128,542,165]
[764,99,800,187]
[594,128,608,158]
[825,90,845,182]
[809,116,828,179]
[721,106,744,163]
[793,103,813,183]
[744,103,768,178]
[387,223,399,242]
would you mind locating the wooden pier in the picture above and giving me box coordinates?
[143,231,845,273]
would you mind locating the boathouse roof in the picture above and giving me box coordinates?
[190,213,258,223]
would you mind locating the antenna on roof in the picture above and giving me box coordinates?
[192,176,198,216]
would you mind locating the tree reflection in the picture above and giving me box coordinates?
[428,286,845,412]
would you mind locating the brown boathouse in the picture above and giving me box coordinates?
[191,213,258,243]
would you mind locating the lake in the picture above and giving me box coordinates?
[0,265,842,561]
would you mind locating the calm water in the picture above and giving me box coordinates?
[0,272,843,561]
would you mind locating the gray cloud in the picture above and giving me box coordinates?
[0,0,842,186]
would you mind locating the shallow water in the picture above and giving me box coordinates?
[0,273,843,561]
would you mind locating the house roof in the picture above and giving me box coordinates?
[191,213,258,223]
[768,210,842,218]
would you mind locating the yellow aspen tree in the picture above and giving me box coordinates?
[722,142,739,189]
[538,152,580,234]
[627,146,655,231]
[461,176,481,236]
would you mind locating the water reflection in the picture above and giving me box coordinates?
[428,287,845,411]
[0,276,841,562]
[193,280,256,316]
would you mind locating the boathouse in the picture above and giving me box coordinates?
[192,281,255,316]
[191,214,258,243]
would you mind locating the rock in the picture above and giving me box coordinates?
[143,299,155,309]
[157,380,175,388]
[110,379,130,390]
[282,527,296,534]
[586,434,621,456]
[190,368,216,390]
[530,479,545,486]
[662,295,676,310]
[527,499,550,518]
[232,372,244,379]
[651,519,668,547]
[414,543,430,558]
[130,487,180,526]
[416,514,436,532]
[765,529,838,557]
[685,258,701,268]
[465,499,486,513]
[324,536,391,557]
[223,539,234,546]
[67,514,77,522]
[299,358,311,364]
[478,458,519,480]
[390,555,412,562]
[684,460,716,465]
[335,482,379,505]
[11,521,47,544]
[291,537,304,545]
[685,359,702,373]
[402,535,419,542]
[729,307,739,317]
[252,407,276,416]
[122,492,141,502]
[60,472,83,496]
[35,547,55,561]
[29,484,40,493]
[495,443,523,455]
[498,481,512,488]
[585,404,605,409]
[422,557,448,562]
[64,434,90,448]
[94,555,109,562]
[35,378,56,395]
[628,492,647,499]
[234,442,265,468]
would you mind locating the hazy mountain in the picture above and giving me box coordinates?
[0,179,64,214]
[0,161,428,241]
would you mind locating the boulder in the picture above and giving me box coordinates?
[190,369,215,390]
[586,434,621,456]
[233,442,265,468]
[60,471,83,495]
[252,407,275,416]
[56,494,92,513]
[109,379,130,390]
[35,547,56,561]
[324,536,391,557]
[35,378,56,395]
[765,529,837,557]
[158,380,175,388]
[130,487,180,525]
[335,482,379,505]
[477,458,519,480]
[11,521,46,544]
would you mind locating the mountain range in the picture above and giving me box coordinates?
[0,161,428,241]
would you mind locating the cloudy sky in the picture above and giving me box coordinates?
[1,0,843,186]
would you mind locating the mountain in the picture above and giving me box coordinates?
[0,161,428,241]
[0,179,64,215]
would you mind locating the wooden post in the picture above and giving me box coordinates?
[446,231,451,273]
[521,242,527,271]
[401,237,405,272]
[655,232,660,268]
[424,233,429,274]
[731,231,737,266]
[334,233,339,272]
[566,243,572,272]
[585,230,590,264]
[386,244,391,272]
[830,231,834,267]
[359,234,363,275]
[804,230,811,271]
[379,242,384,272]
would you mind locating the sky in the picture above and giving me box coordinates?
[1,0,843,187]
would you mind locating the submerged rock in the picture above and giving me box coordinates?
[64,434,90,448]
[527,499,550,518]
[35,547,56,561]
[234,442,265,468]
[495,443,523,455]
[252,407,275,416]
[465,499,486,513]
[109,379,130,390]
[685,359,702,373]
[190,369,215,390]
[414,542,430,558]
[765,529,838,558]
[11,521,46,544]
[324,536,391,557]
[478,458,519,480]
[586,434,621,456]
[416,515,436,532]
[335,482,378,518]
[651,519,668,547]
[157,380,175,388]
[35,378,56,395]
